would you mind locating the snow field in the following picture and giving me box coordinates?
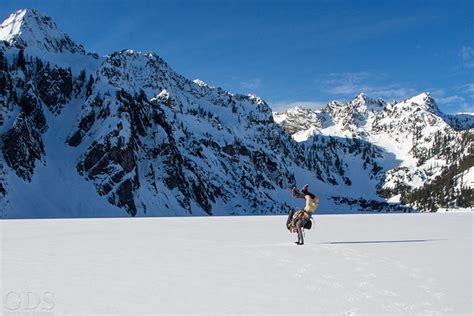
[1,212,472,314]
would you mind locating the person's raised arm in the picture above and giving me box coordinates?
[305,194,312,208]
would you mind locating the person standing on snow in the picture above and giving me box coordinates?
[288,184,319,245]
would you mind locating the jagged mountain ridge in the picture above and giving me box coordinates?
[274,93,473,211]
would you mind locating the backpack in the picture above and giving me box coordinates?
[286,209,312,231]
[286,209,296,230]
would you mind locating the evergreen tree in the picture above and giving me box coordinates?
[78,69,86,83]
[17,49,26,70]
[86,74,94,96]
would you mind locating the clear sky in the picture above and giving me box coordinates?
[1,0,473,113]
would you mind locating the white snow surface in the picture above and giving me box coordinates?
[1,213,472,315]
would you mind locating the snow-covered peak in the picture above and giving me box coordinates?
[351,93,385,111]
[273,105,324,134]
[288,105,313,114]
[193,79,209,87]
[99,48,175,91]
[0,8,85,54]
[274,105,321,119]
[156,89,170,100]
[275,91,468,144]
[354,92,368,102]
[404,92,440,112]
[0,9,26,42]
[407,92,431,103]
[247,94,265,105]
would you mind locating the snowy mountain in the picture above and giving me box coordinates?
[0,9,304,218]
[0,9,471,218]
[274,93,473,211]
[445,112,474,131]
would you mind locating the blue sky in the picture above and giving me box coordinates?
[1,0,473,113]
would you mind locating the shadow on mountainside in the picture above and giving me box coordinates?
[299,134,416,213]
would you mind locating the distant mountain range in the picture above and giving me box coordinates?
[274,93,473,212]
[0,9,472,218]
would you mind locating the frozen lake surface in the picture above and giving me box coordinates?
[1,212,472,315]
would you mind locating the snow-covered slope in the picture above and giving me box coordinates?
[274,93,473,211]
[1,213,472,314]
